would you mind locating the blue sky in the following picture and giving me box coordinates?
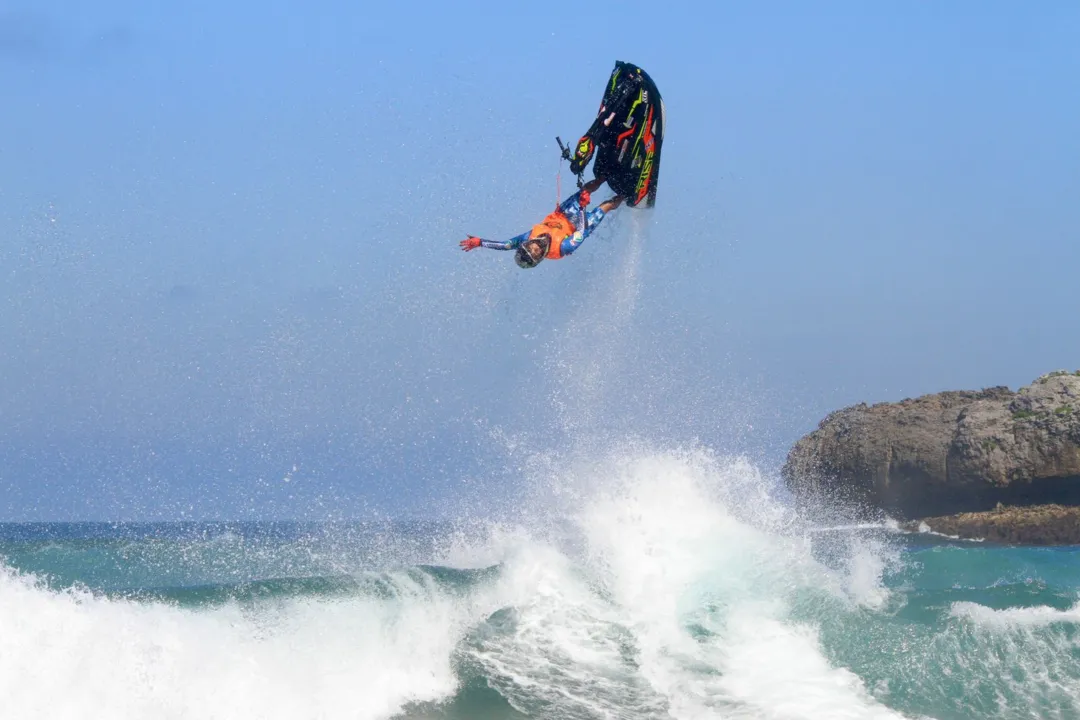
[2,1,1078,520]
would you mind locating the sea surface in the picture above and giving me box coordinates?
[2,448,1079,720]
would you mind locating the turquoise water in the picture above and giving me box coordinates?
[2,455,1077,720]
[801,536,1080,719]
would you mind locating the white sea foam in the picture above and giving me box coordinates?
[950,600,1080,628]
[0,563,473,720]
[571,447,907,719]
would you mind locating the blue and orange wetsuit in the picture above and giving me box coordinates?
[475,189,611,259]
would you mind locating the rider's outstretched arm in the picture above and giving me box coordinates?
[462,230,530,252]
[482,230,529,250]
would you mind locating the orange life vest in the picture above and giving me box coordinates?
[530,208,578,260]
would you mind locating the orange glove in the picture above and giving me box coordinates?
[460,236,481,251]
[579,190,591,207]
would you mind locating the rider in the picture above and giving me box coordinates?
[459,178,625,269]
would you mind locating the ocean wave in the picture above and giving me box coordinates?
[0,447,919,720]
[950,600,1080,628]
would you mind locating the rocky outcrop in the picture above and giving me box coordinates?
[901,504,1080,545]
[783,371,1080,525]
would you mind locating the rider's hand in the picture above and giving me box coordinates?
[460,236,482,251]
[579,190,591,207]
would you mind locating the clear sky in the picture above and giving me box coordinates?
[2,1,1078,520]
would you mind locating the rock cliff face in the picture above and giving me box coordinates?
[783,371,1080,523]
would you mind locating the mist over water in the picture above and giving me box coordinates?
[544,209,646,437]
